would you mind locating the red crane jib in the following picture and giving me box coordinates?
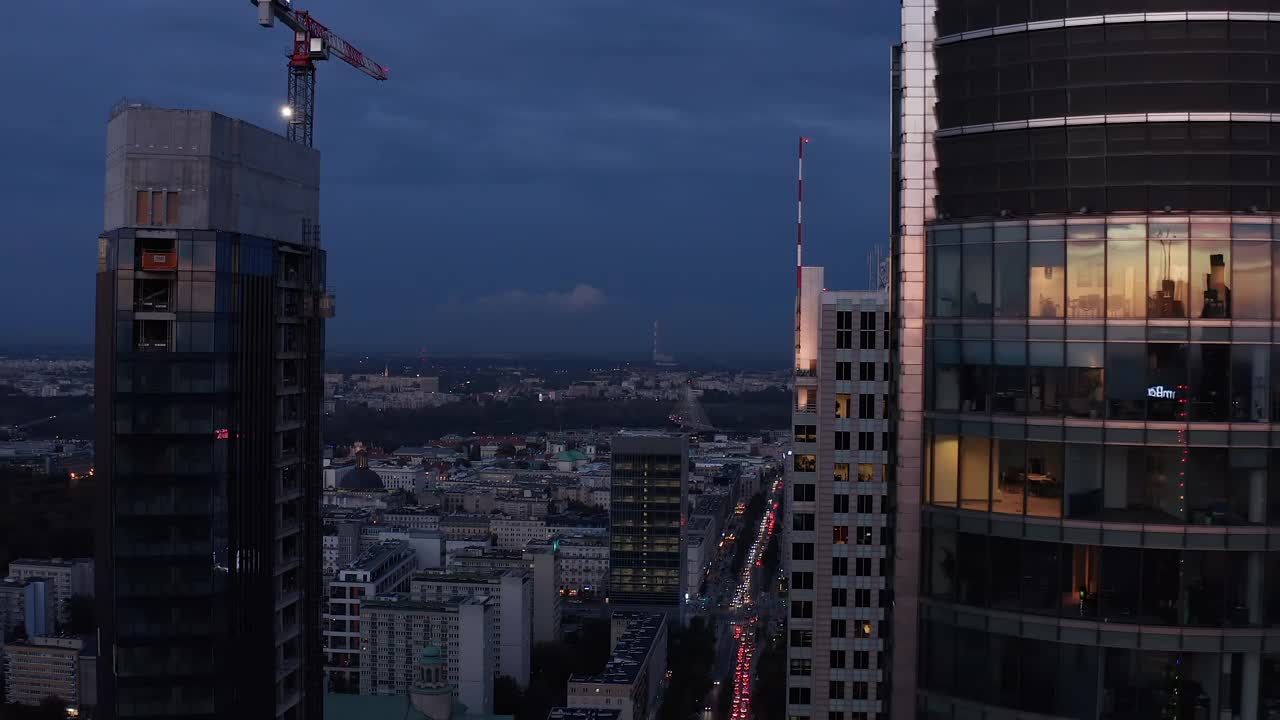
[289,9,390,80]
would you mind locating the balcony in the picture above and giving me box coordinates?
[795,400,817,413]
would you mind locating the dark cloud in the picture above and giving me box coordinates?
[0,0,898,361]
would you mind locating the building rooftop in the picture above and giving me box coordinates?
[342,540,411,573]
[568,613,665,687]
[412,569,524,586]
[8,558,85,568]
[362,593,464,614]
[0,576,42,591]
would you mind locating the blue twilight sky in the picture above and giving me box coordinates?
[0,0,898,362]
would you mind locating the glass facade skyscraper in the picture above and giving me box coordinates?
[95,106,328,719]
[896,3,1280,718]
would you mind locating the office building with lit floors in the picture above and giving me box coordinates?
[787,266,891,720]
[894,2,1280,718]
[94,104,331,719]
[608,432,688,621]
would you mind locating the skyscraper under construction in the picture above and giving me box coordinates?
[95,104,331,719]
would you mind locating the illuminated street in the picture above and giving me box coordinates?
[728,477,782,720]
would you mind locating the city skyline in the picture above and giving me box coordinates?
[1,0,897,357]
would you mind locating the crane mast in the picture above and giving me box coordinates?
[253,0,390,147]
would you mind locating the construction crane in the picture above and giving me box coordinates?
[252,0,390,147]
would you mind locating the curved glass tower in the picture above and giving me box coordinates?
[896,2,1280,718]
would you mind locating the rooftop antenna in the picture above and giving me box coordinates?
[795,136,810,360]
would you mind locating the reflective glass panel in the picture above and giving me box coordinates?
[1067,241,1105,318]
[1232,240,1270,319]
[1105,343,1145,420]
[1190,344,1230,421]
[992,438,1025,516]
[1146,343,1187,421]
[1065,342,1104,419]
[1191,238,1231,319]
[993,242,1028,317]
[1106,238,1145,318]
[963,243,993,317]
[1230,344,1268,423]
[1149,227,1189,319]
[1029,242,1065,318]
[933,245,962,317]
[1064,443,1103,520]
[1025,441,1063,518]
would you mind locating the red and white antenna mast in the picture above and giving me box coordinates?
[795,136,810,360]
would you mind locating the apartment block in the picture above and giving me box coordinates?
[566,612,668,720]
[3,636,86,711]
[324,540,415,693]
[358,593,494,715]
[410,569,532,686]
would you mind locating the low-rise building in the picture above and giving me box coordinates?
[325,540,417,693]
[382,506,442,531]
[410,570,532,687]
[367,460,430,496]
[2,635,87,711]
[552,536,608,596]
[359,593,494,714]
[440,515,493,542]
[566,613,668,720]
[6,558,93,627]
[492,518,547,551]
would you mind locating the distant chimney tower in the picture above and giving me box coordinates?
[653,320,677,367]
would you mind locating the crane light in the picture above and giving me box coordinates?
[280,105,294,118]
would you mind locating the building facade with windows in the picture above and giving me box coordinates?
[357,593,494,713]
[324,540,415,694]
[95,105,329,719]
[788,269,891,720]
[895,2,1280,718]
[608,433,688,620]
[409,569,532,686]
[3,636,86,711]
[7,558,93,627]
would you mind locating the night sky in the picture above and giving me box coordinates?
[1,0,898,362]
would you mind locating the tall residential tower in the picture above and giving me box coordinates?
[896,2,1280,717]
[608,432,689,621]
[95,105,330,719]
[788,266,892,720]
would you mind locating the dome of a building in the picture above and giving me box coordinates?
[338,466,384,490]
[338,445,385,490]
